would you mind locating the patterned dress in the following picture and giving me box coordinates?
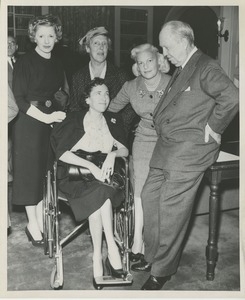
[108,74,171,198]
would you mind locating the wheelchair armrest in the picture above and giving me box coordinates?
[54,156,129,182]
[115,156,129,178]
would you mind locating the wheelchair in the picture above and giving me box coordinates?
[43,156,135,289]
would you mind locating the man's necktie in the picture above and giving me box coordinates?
[168,66,182,91]
[11,57,15,67]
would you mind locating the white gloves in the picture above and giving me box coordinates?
[26,105,66,124]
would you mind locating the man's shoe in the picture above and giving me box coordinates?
[141,275,171,290]
[131,259,151,272]
[129,252,144,262]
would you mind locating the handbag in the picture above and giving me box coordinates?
[68,149,125,190]
[53,89,69,111]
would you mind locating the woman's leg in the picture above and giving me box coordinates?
[88,209,103,278]
[100,199,122,269]
[25,205,43,240]
[131,195,144,254]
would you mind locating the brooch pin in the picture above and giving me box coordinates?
[139,90,146,98]
[111,118,116,124]
[157,90,164,98]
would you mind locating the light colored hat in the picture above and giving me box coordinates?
[78,26,109,46]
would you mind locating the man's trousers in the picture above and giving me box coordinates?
[141,167,204,277]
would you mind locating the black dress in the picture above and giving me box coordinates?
[12,50,65,206]
[51,110,127,222]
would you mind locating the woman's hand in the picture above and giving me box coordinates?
[101,152,116,182]
[89,163,105,182]
[45,111,66,124]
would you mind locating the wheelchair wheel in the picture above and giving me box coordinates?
[43,170,57,258]
[114,179,135,258]
[127,181,135,249]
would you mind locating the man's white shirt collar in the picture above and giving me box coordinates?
[181,46,198,69]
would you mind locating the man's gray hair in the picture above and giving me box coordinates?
[162,21,195,45]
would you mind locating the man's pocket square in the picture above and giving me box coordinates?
[184,86,191,91]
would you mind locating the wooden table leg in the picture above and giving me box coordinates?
[206,182,220,281]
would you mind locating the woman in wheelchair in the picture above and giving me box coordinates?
[51,78,129,285]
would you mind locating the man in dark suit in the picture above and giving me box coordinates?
[8,35,18,183]
[8,36,18,89]
[133,21,239,290]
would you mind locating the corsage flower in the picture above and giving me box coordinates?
[139,90,146,98]
[157,90,164,98]
[111,118,116,124]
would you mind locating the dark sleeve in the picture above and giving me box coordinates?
[51,112,84,160]
[12,55,31,113]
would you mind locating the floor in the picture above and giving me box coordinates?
[7,186,240,296]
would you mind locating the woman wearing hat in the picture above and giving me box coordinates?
[69,26,136,136]
[108,43,171,266]
[12,14,68,246]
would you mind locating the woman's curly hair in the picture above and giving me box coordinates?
[82,78,109,109]
[28,14,62,42]
[131,43,170,76]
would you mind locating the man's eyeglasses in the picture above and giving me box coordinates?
[8,41,16,47]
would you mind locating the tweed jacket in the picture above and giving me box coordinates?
[68,61,137,135]
[69,61,130,111]
[151,49,239,172]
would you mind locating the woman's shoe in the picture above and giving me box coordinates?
[25,226,44,247]
[129,252,144,262]
[105,257,126,279]
[93,278,102,290]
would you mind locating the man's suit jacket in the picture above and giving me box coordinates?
[150,49,239,172]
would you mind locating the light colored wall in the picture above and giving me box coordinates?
[219,6,239,84]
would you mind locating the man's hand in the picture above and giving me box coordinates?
[205,123,221,144]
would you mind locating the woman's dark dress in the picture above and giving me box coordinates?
[51,110,127,222]
[12,50,64,206]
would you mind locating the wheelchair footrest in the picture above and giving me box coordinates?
[95,275,133,285]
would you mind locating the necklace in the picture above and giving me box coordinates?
[144,73,161,91]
